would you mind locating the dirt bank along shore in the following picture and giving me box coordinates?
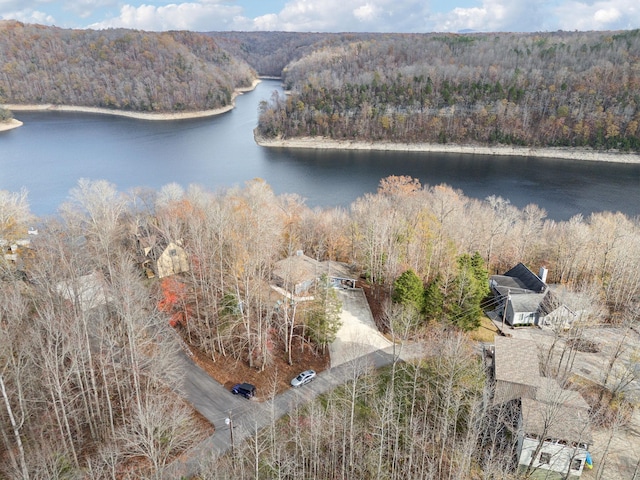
[254,135,640,165]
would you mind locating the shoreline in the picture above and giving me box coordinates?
[254,135,640,165]
[0,118,23,132]
[2,79,261,123]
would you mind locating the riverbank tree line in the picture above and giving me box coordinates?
[1,177,639,477]
[256,30,640,152]
[0,21,256,112]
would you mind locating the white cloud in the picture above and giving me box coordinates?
[554,0,638,30]
[431,0,552,32]
[2,0,640,33]
[353,4,383,23]
[0,8,56,25]
[245,0,431,32]
[89,2,245,31]
[593,8,621,24]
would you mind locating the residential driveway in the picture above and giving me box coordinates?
[329,288,393,367]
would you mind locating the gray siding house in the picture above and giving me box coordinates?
[490,263,577,328]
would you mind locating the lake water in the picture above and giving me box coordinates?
[2,79,639,221]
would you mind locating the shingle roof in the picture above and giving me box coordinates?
[535,377,590,410]
[272,254,356,287]
[272,253,322,285]
[493,336,592,444]
[521,398,592,444]
[510,293,546,314]
[491,262,546,295]
[494,336,541,387]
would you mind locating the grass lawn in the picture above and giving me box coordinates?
[469,315,500,342]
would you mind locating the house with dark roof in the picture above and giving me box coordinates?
[490,263,577,328]
[487,336,592,479]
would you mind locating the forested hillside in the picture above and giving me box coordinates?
[208,31,334,77]
[208,31,384,78]
[2,177,639,477]
[256,30,640,152]
[0,21,256,112]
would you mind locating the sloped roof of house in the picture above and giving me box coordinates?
[491,263,565,316]
[491,262,546,295]
[521,397,592,444]
[503,289,563,316]
[136,232,186,261]
[494,335,541,388]
[535,377,590,410]
[537,289,564,316]
[272,253,322,286]
[272,254,355,283]
[493,336,592,443]
[56,271,109,312]
[321,260,354,280]
[509,293,545,315]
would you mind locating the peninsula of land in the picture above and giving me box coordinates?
[0,118,23,132]
[1,80,261,129]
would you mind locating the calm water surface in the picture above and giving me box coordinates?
[2,79,639,221]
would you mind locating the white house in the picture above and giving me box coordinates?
[517,396,591,479]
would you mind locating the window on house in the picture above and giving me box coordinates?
[571,459,583,470]
[169,249,177,257]
[539,452,551,465]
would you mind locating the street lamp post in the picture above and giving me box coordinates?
[225,412,235,456]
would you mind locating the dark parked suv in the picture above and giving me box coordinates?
[231,383,256,399]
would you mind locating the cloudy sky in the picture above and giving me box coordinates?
[1,0,638,33]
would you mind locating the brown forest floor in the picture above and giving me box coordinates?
[190,339,330,401]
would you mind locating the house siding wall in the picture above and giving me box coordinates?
[513,311,538,326]
[157,245,189,278]
[518,437,587,479]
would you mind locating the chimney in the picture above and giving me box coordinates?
[539,266,548,284]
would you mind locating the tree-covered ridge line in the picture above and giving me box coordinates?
[257,30,640,152]
[0,21,256,113]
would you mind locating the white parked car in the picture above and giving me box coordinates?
[291,369,316,387]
